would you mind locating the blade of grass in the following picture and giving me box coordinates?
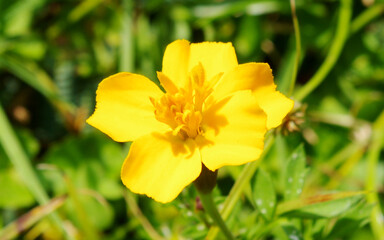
[288,0,301,96]
[311,3,383,57]
[192,1,289,20]
[275,45,296,94]
[365,110,384,239]
[0,54,58,100]
[276,191,366,216]
[123,191,165,240]
[0,196,67,240]
[120,0,134,72]
[68,0,103,23]
[0,54,75,125]
[0,104,71,240]
[294,0,352,102]
[288,2,381,99]
[350,3,384,34]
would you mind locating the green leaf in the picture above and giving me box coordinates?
[0,168,34,207]
[284,144,308,201]
[282,224,303,240]
[343,199,374,221]
[72,194,113,230]
[291,197,361,218]
[2,0,45,36]
[182,225,207,239]
[0,127,39,169]
[253,169,276,221]
[327,200,373,238]
[278,192,365,219]
[9,38,46,60]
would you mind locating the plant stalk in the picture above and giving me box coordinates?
[294,0,352,101]
[288,0,301,96]
[198,192,234,240]
[366,110,384,239]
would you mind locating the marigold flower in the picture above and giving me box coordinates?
[87,40,293,203]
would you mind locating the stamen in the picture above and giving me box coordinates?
[151,63,218,139]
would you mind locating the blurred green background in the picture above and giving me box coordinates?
[1,0,384,239]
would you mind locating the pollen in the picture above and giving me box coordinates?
[151,63,214,139]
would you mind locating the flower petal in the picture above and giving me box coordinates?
[189,42,238,83]
[197,90,267,171]
[213,63,294,129]
[157,71,178,94]
[121,132,202,203]
[257,90,294,129]
[87,73,169,142]
[162,39,190,88]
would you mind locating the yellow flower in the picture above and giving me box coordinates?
[87,40,293,203]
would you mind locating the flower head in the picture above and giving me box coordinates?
[87,40,294,203]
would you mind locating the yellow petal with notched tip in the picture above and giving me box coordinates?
[189,42,238,84]
[86,73,169,142]
[121,132,202,203]
[162,39,190,89]
[197,90,267,171]
[213,63,294,129]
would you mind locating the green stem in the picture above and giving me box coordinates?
[294,0,352,102]
[206,134,275,239]
[198,192,234,240]
[365,110,384,239]
[120,0,134,72]
[288,0,301,96]
[124,191,165,240]
[0,104,72,240]
[350,3,384,34]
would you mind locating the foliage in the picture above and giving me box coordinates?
[1,0,384,239]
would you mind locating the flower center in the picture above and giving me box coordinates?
[150,63,219,139]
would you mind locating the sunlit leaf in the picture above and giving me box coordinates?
[277,191,366,219]
[327,200,373,238]
[282,224,303,240]
[284,144,307,201]
[253,169,276,221]
[0,168,35,207]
